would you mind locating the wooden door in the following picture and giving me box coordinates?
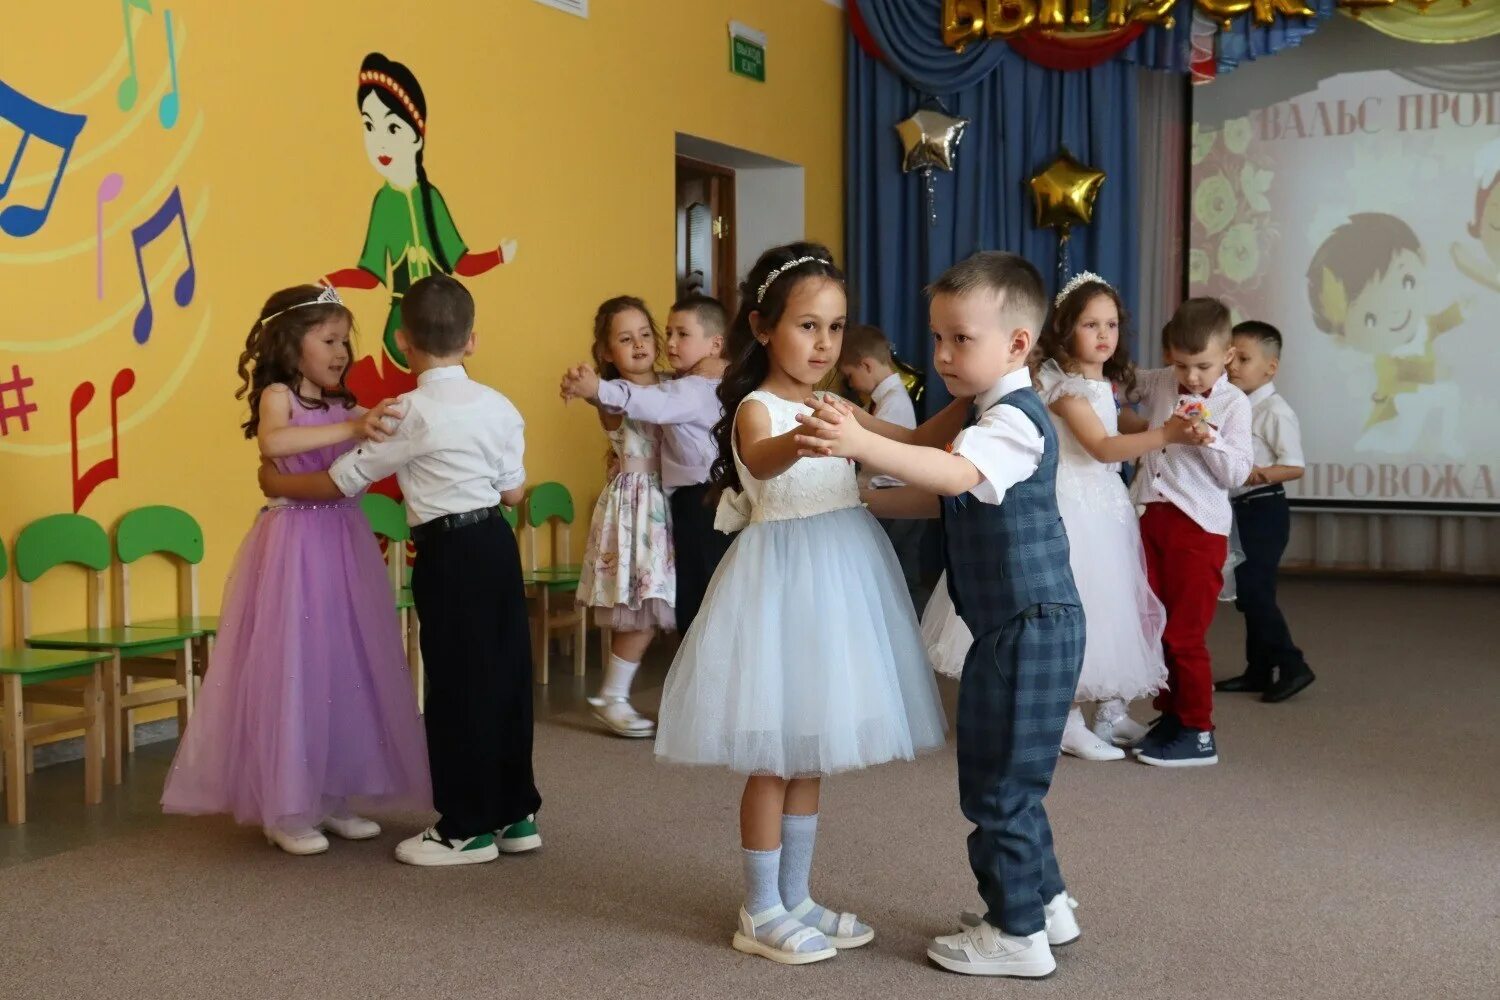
[675,155,736,309]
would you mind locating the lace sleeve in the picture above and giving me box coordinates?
[1036,360,1092,404]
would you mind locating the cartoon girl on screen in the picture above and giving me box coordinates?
[1307,212,1466,459]
[323,53,517,404]
[1451,137,1500,295]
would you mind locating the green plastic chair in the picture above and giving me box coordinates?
[20,513,194,786]
[1,539,110,823]
[522,482,587,684]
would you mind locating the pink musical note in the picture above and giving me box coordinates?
[96,173,124,299]
[130,186,195,344]
[0,79,88,238]
[70,368,136,512]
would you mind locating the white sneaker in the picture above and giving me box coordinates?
[322,814,381,840]
[265,825,329,856]
[588,695,655,738]
[959,892,1079,947]
[928,923,1055,978]
[1093,711,1148,747]
[1061,707,1125,761]
[394,827,499,867]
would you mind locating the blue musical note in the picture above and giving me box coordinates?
[0,79,88,238]
[158,10,180,129]
[130,187,196,344]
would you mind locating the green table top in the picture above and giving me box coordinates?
[130,615,220,636]
[0,645,110,685]
[27,626,195,654]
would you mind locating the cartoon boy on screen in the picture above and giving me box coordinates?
[1307,212,1466,458]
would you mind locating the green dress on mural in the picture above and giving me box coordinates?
[358,182,468,369]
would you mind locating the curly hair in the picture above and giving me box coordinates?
[590,295,663,380]
[708,241,845,504]
[236,285,356,438]
[1037,279,1139,402]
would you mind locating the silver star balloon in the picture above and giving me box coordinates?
[895,108,969,175]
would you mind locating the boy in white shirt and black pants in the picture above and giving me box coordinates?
[839,324,928,607]
[263,274,542,867]
[1218,320,1314,703]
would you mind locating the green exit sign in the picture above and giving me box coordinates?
[729,22,766,82]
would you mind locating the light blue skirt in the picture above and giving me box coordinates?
[655,505,948,777]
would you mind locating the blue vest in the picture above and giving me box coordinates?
[942,386,1081,637]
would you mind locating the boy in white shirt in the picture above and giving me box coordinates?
[260,274,541,867]
[1129,298,1255,768]
[839,323,927,607]
[1218,320,1314,703]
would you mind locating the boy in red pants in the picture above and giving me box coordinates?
[1130,298,1253,767]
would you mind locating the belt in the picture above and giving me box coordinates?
[1233,484,1285,504]
[617,456,660,476]
[411,507,502,543]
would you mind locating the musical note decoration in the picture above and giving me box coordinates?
[117,0,182,129]
[97,173,125,299]
[0,364,39,436]
[159,10,181,129]
[117,0,155,112]
[0,79,88,238]
[130,186,196,344]
[70,368,136,512]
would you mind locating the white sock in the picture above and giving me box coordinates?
[600,655,639,700]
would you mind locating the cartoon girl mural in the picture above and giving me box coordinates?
[324,53,517,404]
[1451,136,1500,294]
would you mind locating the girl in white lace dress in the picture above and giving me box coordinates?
[574,297,675,737]
[655,244,946,966]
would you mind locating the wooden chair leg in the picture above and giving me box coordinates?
[599,616,613,676]
[408,614,424,713]
[124,676,136,755]
[573,607,587,677]
[533,588,550,686]
[176,643,195,735]
[23,705,34,774]
[83,666,103,806]
[3,676,25,824]
[104,654,123,785]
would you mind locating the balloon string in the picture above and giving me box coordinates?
[925,168,937,227]
[1057,226,1071,288]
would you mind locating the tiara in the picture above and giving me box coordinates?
[260,284,345,327]
[1054,270,1110,306]
[360,70,425,135]
[756,256,828,304]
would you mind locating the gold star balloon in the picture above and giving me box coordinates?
[1028,149,1107,230]
[895,108,969,175]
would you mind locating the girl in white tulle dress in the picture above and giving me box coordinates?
[924,274,1205,762]
[655,244,946,966]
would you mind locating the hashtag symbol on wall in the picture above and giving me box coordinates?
[0,364,39,436]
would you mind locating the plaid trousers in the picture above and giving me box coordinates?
[957,603,1085,936]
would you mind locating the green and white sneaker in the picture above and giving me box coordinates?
[497,814,542,854]
[394,827,499,867]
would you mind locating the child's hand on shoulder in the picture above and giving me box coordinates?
[559,364,600,402]
[354,398,404,442]
[257,458,277,499]
[794,394,865,459]
[1162,414,1213,447]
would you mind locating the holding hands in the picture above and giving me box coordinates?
[1162,413,1214,447]
[794,394,868,460]
[559,364,601,403]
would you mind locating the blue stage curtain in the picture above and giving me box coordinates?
[845,34,1141,410]
[1216,0,1339,73]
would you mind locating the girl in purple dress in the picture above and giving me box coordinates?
[162,284,430,855]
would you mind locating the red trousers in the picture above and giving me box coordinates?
[1140,502,1227,732]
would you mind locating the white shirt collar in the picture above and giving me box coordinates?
[871,372,904,404]
[1247,381,1277,407]
[975,366,1034,413]
[417,364,468,386]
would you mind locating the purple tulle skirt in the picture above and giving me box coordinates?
[162,500,431,829]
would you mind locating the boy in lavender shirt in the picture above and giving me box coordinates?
[562,295,730,632]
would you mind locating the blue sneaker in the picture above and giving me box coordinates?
[1130,714,1180,756]
[1137,727,1218,768]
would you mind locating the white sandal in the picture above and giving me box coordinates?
[587,696,655,738]
[787,897,875,949]
[731,906,837,965]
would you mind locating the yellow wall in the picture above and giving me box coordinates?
[2,0,845,637]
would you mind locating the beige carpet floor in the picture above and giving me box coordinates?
[3,579,1498,999]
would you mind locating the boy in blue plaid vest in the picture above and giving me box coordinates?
[796,252,1084,978]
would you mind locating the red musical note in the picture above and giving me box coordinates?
[70,368,136,512]
[0,364,38,435]
[130,186,195,344]
[0,79,88,238]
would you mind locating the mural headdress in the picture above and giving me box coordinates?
[359,69,426,135]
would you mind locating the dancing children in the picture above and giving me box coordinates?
[561,294,729,633]
[1219,320,1314,702]
[798,251,1084,978]
[653,243,946,966]
[1036,274,1211,761]
[163,284,430,856]
[839,323,927,608]
[1130,298,1254,768]
[573,296,676,737]
[259,273,542,866]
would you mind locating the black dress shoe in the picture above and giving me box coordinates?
[1215,670,1269,694]
[1262,666,1316,703]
